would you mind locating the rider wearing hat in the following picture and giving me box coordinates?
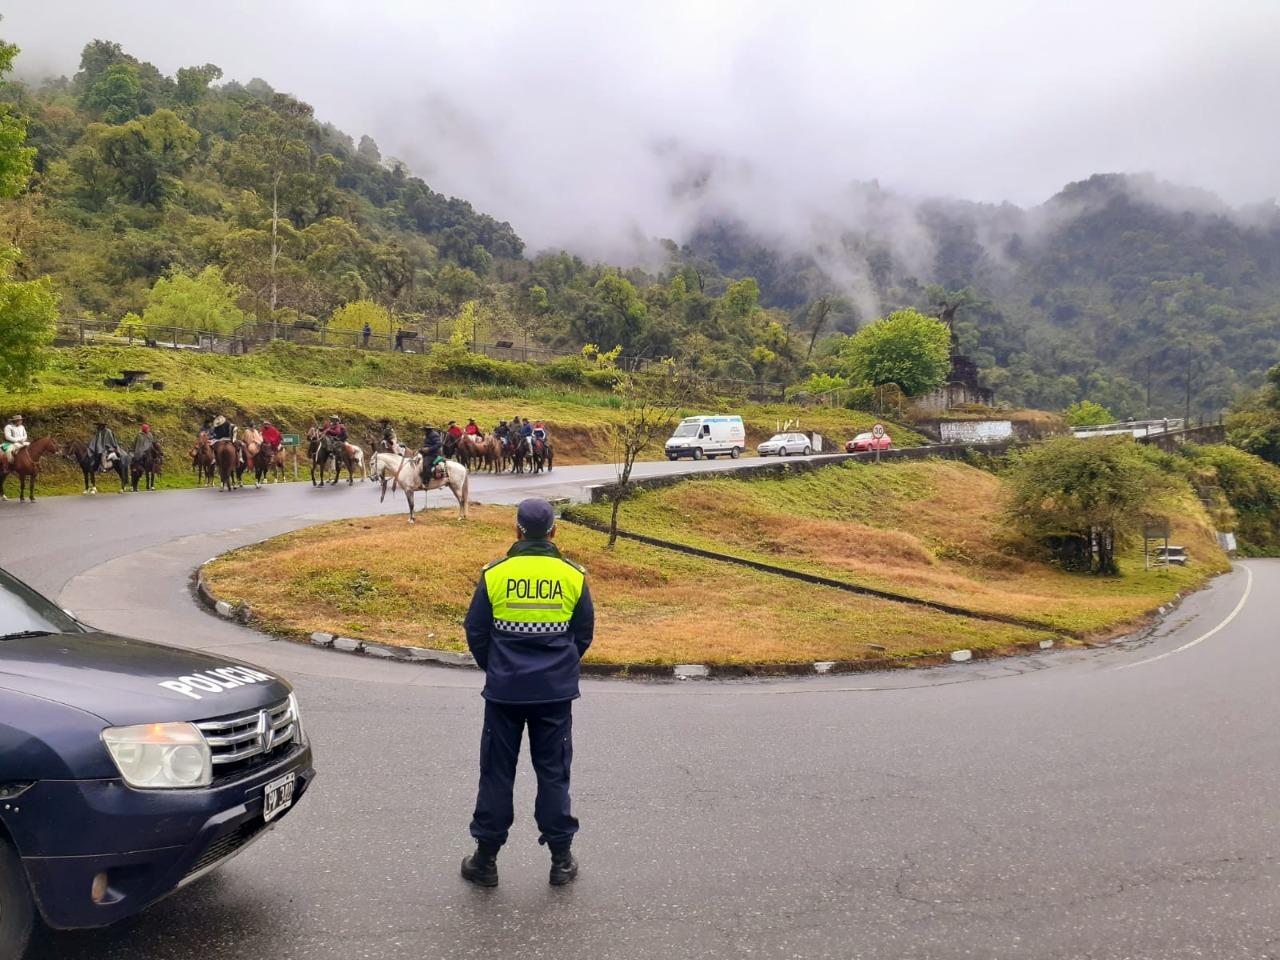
[261,421,283,451]
[3,414,28,461]
[465,418,481,437]
[323,415,348,443]
[88,421,120,472]
[132,422,156,458]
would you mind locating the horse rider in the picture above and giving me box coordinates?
[3,414,29,464]
[447,421,464,442]
[518,417,534,455]
[323,415,348,444]
[421,427,446,483]
[89,421,120,473]
[379,418,400,453]
[465,418,481,438]
[494,420,510,441]
[533,420,548,444]
[242,420,264,460]
[132,422,156,459]
[261,421,283,452]
[209,414,244,468]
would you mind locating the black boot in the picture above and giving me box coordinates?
[461,843,500,887]
[549,844,578,886]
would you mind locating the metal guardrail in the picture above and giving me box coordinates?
[56,318,247,355]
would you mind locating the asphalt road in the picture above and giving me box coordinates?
[2,461,1277,959]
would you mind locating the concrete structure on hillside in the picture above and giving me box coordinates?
[915,352,996,413]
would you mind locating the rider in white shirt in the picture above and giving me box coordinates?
[3,415,28,460]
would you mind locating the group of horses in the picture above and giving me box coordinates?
[443,431,554,476]
[190,435,290,492]
[0,435,164,502]
[0,423,550,527]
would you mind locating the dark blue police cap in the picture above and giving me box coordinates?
[516,498,556,538]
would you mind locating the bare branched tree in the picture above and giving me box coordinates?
[604,360,699,547]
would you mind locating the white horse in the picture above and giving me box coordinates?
[369,450,469,523]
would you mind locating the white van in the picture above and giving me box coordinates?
[664,415,747,461]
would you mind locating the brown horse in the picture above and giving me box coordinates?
[0,437,59,502]
[454,435,490,471]
[191,437,216,486]
[213,439,241,492]
[250,443,283,487]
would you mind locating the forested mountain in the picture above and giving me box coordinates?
[675,174,1280,417]
[4,37,1279,417]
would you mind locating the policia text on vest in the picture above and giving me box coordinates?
[460,499,595,887]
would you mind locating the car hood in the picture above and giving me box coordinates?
[0,631,291,725]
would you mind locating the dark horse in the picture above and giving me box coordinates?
[213,439,242,492]
[191,437,216,487]
[250,442,280,487]
[130,442,164,491]
[530,437,554,475]
[0,437,60,502]
[308,427,361,486]
[67,439,131,494]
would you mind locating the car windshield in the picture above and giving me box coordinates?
[854,433,873,441]
[0,568,82,638]
[672,423,699,438]
[766,434,787,443]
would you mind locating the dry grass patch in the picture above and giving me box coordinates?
[204,505,1052,665]
[573,459,1230,634]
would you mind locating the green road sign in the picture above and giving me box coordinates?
[281,434,300,447]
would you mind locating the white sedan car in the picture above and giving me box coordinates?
[757,432,813,456]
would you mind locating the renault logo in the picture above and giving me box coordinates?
[256,709,272,755]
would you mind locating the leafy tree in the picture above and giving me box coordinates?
[141,266,246,333]
[94,109,199,204]
[175,63,223,105]
[0,33,56,390]
[836,309,950,396]
[328,299,392,339]
[1064,400,1114,427]
[0,249,57,390]
[1007,437,1171,575]
[83,63,145,123]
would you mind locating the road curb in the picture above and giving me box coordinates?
[191,558,1208,683]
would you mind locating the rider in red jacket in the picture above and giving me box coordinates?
[323,416,348,443]
[261,422,283,450]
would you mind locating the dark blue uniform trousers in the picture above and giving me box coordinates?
[469,699,578,848]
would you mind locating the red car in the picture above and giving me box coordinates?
[845,431,892,453]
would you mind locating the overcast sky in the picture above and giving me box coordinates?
[6,1,1279,259]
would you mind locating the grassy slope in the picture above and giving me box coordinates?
[571,459,1230,635]
[7,344,925,496]
[204,506,1051,665]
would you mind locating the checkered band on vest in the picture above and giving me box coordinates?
[493,618,571,636]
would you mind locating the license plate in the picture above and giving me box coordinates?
[263,772,296,822]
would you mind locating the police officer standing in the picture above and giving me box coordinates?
[461,498,594,887]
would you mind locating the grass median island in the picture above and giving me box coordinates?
[570,459,1230,636]
[8,344,923,497]
[202,505,1054,666]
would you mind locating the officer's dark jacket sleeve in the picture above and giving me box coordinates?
[463,578,492,669]
[571,581,595,658]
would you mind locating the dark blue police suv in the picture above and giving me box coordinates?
[0,566,315,959]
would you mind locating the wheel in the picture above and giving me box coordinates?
[707,454,717,460]
[780,447,789,457]
[0,836,34,960]
[803,446,812,456]
[730,447,741,459]
[692,448,704,461]
[667,454,678,461]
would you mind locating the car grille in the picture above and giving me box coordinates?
[181,818,271,885]
[195,697,297,773]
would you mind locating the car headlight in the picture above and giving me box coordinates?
[101,722,212,789]
[288,692,305,744]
